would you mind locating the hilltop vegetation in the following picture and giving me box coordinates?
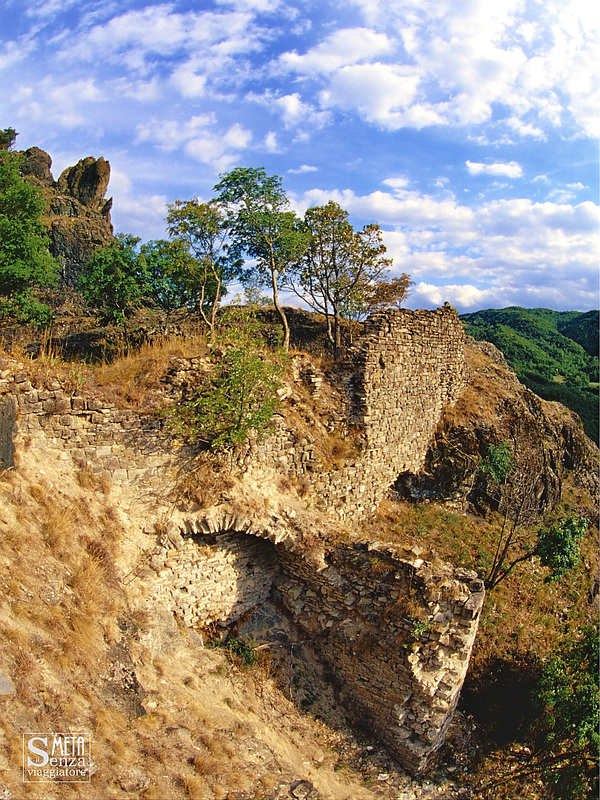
[461,307,599,443]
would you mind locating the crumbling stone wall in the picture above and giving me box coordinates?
[143,508,483,774]
[0,368,175,486]
[274,543,482,773]
[148,531,279,629]
[239,304,467,519]
[0,305,477,774]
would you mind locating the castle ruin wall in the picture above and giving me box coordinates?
[0,306,479,773]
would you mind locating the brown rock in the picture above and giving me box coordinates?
[57,155,111,210]
[19,146,53,186]
[19,147,114,285]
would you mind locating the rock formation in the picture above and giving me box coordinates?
[19,147,114,285]
[395,338,599,513]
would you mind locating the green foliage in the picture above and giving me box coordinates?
[534,622,599,799]
[166,199,233,330]
[461,307,599,442]
[214,166,308,350]
[478,441,515,484]
[478,442,585,590]
[536,516,587,582]
[139,238,202,328]
[78,233,147,348]
[170,340,284,450]
[558,310,599,357]
[0,148,58,323]
[293,200,406,355]
[0,127,18,150]
[207,637,257,666]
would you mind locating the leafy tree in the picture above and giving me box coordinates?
[214,167,308,351]
[78,233,146,352]
[0,128,18,150]
[350,274,414,319]
[536,516,587,582]
[166,199,232,331]
[533,623,599,799]
[0,147,57,323]
[170,342,284,450]
[139,238,198,330]
[479,442,587,589]
[292,201,405,356]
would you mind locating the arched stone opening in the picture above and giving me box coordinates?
[148,515,484,775]
[151,525,282,632]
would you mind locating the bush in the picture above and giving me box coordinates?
[0,148,57,323]
[536,516,587,582]
[170,341,284,450]
[534,622,599,799]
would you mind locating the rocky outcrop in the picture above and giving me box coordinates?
[395,338,599,514]
[19,147,114,286]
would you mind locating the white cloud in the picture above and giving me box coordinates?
[382,177,410,190]
[0,40,34,71]
[215,0,283,11]
[466,160,523,178]
[288,164,318,174]
[320,63,420,128]
[264,131,280,152]
[108,168,168,241]
[293,182,599,311]
[273,93,331,130]
[170,61,208,99]
[303,0,600,136]
[62,5,265,82]
[223,123,252,149]
[506,116,545,138]
[280,27,393,75]
[134,115,251,172]
[135,115,215,151]
[185,124,252,171]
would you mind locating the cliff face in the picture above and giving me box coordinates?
[19,146,114,285]
[395,339,599,515]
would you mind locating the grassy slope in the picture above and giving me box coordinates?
[460,307,599,443]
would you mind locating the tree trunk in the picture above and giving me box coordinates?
[270,266,289,351]
[333,307,341,359]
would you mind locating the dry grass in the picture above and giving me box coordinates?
[175,455,235,508]
[87,333,209,408]
[365,496,599,676]
[76,468,111,494]
[4,331,210,414]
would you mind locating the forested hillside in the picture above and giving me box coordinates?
[461,307,599,443]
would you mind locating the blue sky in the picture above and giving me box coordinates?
[1,0,598,312]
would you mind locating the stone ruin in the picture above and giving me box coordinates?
[0,305,484,773]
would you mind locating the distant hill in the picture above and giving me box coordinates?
[460,307,599,443]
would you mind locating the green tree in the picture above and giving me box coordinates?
[214,167,308,351]
[479,442,587,589]
[171,343,284,450]
[139,238,198,331]
[166,199,232,331]
[536,516,587,582]
[533,623,599,799]
[78,233,146,352]
[0,128,18,150]
[0,147,57,323]
[292,201,402,356]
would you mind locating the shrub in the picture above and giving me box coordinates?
[170,342,284,450]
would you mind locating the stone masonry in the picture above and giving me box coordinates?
[238,304,467,520]
[144,507,483,774]
[0,306,481,773]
